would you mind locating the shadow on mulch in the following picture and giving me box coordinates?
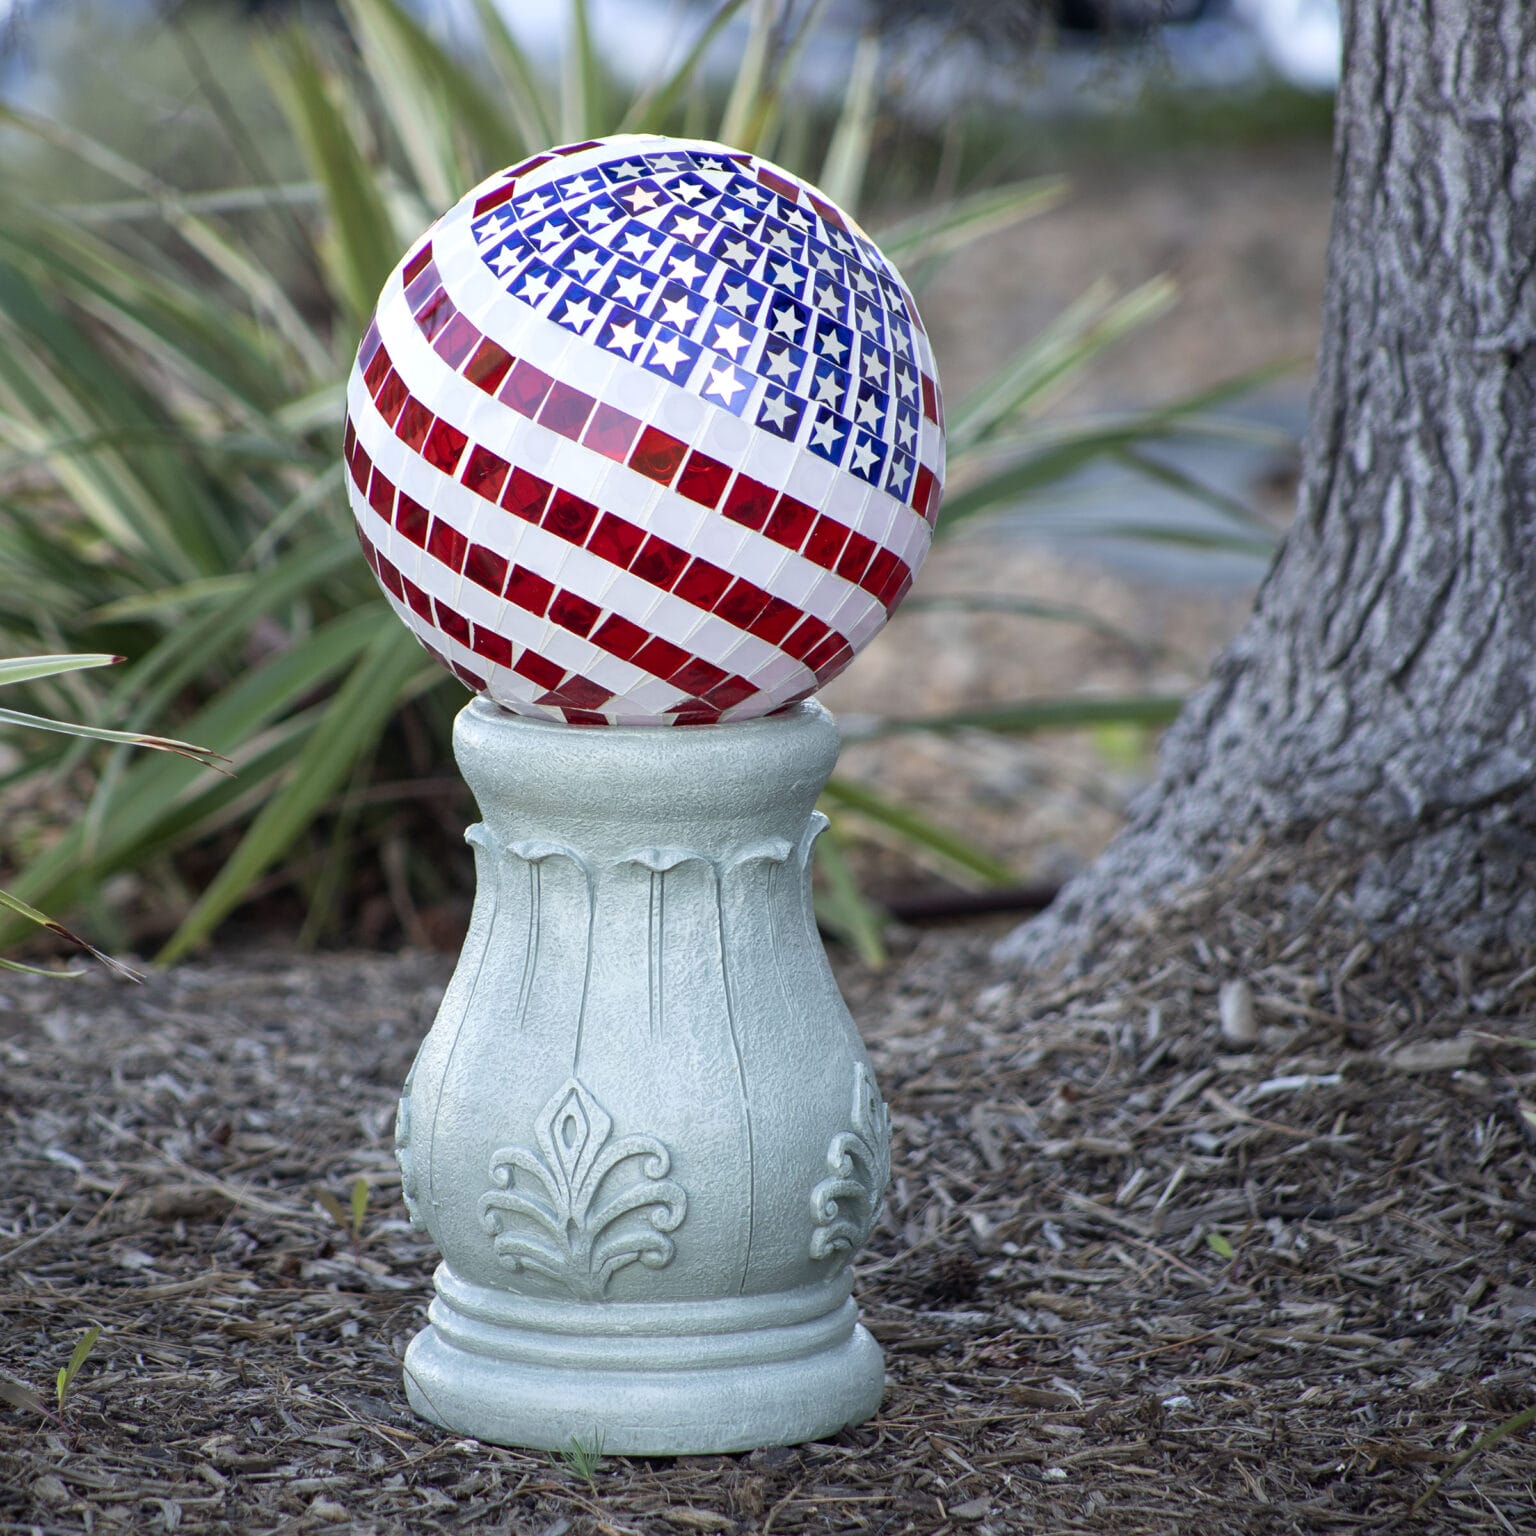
[2,842,1534,1534]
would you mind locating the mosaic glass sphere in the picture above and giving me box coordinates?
[344,134,945,725]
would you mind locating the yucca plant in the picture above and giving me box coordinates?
[0,0,1272,965]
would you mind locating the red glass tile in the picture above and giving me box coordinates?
[673,656,728,695]
[465,338,514,393]
[808,194,846,233]
[472,180,518,217]
[451,661,488,691]
[423,419,468,474]
[375,369,408,426]
[803,633,844,673]
[549,589,601,636]
[583,403,641,462]
[677,452,731,509]
[358,317,382,369]
[363,343,392,394]
[835,530,876,582]
[502,469,551,521]
[500,360,555,417]
[669,706,722,725]
[395,396,433,451]
[561,707,608,726]
[587,513,645,567]
[631,535,689,589]
[765,494,816,550]
[554,140,601,156]
[758,168,798,201]
[553,673,612,708]
[702,674,756,710]
[812,642,854,680]
[890,570,914,607]
[402,242,434,285]
[748,595,801,645]
[434,598,471,645]
[922,467,942,522]
[348,441,372,493]
[538,381,597,440]
[716,577,770,628]
[465,543,509,594]
[343,416,357,459]
[395,493,430,546]
[403,262,441,312]
[875,558,909,607]
[428,519,469,573]
[912,463,937,523]
[376,552,405,600]
[592,614,649,661]
[513,648,563,689]
[861,547,900,599]
[629,426,687,484]
[354,520,378,570]
[510,153,552,175]
[433,311,479,369]
[722,475,775,530]
[471,626,513,668]
[781,614,830,661]
[402,575,433,621]
[673,559,731,609]
[633,636,690,680]
[462,445,510,502]
[544,490,599,543]
[920,373,938,424]
[415,289,453,342]
[504,565,555,618]
[367,467,395,521]
[802,515,850,568]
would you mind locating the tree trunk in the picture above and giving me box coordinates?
[1000,0,1536,967]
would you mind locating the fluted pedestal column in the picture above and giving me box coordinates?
[396,698,889,1454]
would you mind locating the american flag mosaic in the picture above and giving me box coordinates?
[344,135,945,726]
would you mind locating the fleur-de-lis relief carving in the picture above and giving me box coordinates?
[480,1079,687,1299]
[395,1064,425,1231]
[809,1064,890,1260]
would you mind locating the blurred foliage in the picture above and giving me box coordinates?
[0,0,1276,965]
[0,653,223,977]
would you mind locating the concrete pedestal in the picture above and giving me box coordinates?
[397,698,889,1454]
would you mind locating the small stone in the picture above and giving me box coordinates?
[33,1474,70,1506]
[1388,1034,1475,1073]
[307,1497,351,1523]
[1218,978,1258,1046]
[950,1497,992,1520]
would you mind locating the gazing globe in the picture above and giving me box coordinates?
[346,136,944,1457]
[344,134,944,725]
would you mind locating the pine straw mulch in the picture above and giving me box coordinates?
[3,842,1536,1535]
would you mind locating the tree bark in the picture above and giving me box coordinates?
[1000,0,1536,967]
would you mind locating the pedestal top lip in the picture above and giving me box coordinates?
[459,694,839,746]
[453,693,840,817]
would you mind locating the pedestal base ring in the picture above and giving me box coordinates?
[402,1265,885,1454]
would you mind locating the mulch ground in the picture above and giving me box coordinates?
[3,842,1535,1535]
